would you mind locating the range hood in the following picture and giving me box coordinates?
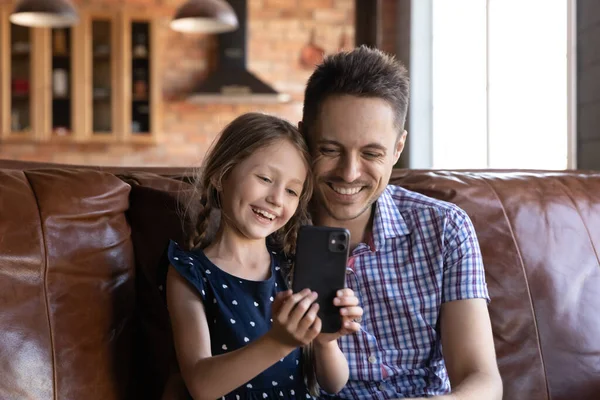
[187,0,290,104]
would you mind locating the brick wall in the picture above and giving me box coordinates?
[578,0,600,170]
[0,0,356,167]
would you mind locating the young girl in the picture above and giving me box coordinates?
[166,113,363,400]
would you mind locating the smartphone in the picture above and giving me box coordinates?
[292,225,350,333]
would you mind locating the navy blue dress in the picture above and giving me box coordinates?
[168,240,315,400]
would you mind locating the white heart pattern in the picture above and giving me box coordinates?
[254,301,259,307]
[250,321,255,327]
[222,284,228,289]
[262,394,268,399]
[222,344,227,350]
[205,269,211,274]
[230,319,236,324]
[272,381,278,386]
[306,394,312,398]
[279,391,284,396]
[213,298,217,304]
[201,290,205,296]
[236,396,240,400]
[232,300,238,305]
[269,296,274,301]
[291,390,295,395]
[173,257,179,261]
[246,383,253,388]
[244,337,249,342]
[289,375,293,380]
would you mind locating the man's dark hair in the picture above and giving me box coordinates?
[302,45,410,137]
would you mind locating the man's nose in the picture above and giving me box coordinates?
[339,155,361,183]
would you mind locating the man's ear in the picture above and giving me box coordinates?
[394,130,408,163]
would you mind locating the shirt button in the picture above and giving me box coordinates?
[378,384,385,391]
[368,355,377,364]
[345,268,353,275]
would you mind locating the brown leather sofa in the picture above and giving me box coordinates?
[1,159,599,400]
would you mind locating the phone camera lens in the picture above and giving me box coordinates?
[337,243,346,252]
[338,234,347,242]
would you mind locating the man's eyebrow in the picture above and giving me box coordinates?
[318,139,387,152]
[363,143,387,152]
[316,139,342,146]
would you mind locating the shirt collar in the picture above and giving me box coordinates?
[371,186,411,250]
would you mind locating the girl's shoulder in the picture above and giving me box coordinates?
[167,239,215,302]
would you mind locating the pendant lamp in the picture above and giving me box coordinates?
[10,0,79,28]
[170,0,238,34]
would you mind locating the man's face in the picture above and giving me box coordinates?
[308,95,406,222]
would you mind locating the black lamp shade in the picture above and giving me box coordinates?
[10,0,79,28]
[170,0,238,34]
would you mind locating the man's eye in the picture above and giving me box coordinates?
[320,147,338,155]
[364,152,382,159]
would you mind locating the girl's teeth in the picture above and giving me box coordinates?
[253,208,275,220]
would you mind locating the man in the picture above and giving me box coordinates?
[299,46,503,400]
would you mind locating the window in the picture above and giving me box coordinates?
[422,0,574,169]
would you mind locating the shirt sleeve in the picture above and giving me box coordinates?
[441,209,490,304]
[167,240,207,302]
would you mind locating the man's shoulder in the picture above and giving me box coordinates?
[384,184,467,220]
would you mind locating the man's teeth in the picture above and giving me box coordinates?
[331,186,362,195]
[252,208,275,220]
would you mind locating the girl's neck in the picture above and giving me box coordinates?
[203,222,271,280]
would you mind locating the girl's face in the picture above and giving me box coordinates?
[219,138,308,242]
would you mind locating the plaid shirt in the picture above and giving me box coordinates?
[321,185,489,399]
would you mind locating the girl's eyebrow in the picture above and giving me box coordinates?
[263,165,304,186]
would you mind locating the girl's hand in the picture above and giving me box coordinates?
[316,288,363,344]
[268,289,322,349]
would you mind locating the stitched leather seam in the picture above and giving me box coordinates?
[481,177,550,400]
[555,178,600,265]
[24,171,57,400]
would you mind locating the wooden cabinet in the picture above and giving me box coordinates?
[0,6,162,143]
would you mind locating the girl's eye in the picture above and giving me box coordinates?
[286,189,299,197]
[258,175,272,183]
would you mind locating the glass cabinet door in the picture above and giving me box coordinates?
[130,21,151,135]
[9,22,32,135]
[91,18,114,135]
[51,27,73,136]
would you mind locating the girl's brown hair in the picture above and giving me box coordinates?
[190,112,313,257]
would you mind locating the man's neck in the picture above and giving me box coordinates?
[313,206,375,251]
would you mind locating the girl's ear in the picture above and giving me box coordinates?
[210,177,222,192]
